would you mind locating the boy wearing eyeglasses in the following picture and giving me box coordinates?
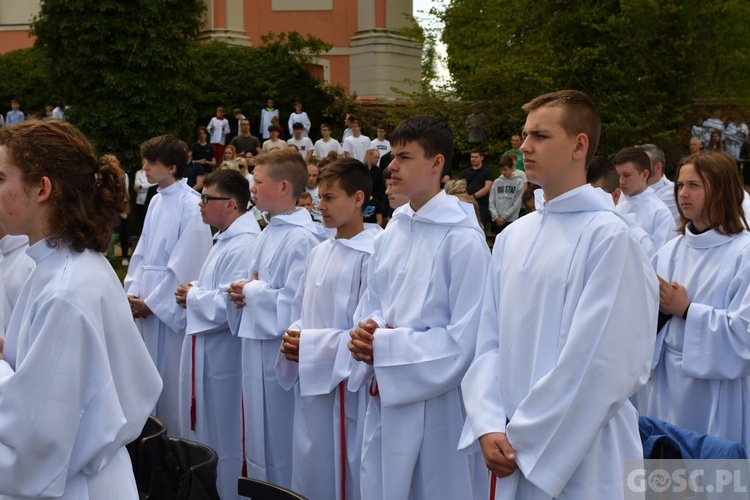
[125,134,213,435]
[175,169,261,499]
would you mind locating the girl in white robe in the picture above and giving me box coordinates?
[0,120,162,499]
[645,150,750,449]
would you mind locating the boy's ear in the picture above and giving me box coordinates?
[354,190,365,208]
[572,133,589,161]
[431,153,445,174]
[612,187,622,206]
[168,164,177,177]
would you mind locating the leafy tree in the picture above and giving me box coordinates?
[32,0,206,169]
[188,35,350,141]
[438,0,750,159]
[0,47,55,118]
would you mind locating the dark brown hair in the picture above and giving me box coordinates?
[0,120,126,252]
[674,151,748,235]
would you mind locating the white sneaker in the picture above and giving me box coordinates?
[121,258,130,266]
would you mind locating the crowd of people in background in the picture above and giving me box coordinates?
[1,92,750,500]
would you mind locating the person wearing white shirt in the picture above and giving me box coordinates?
[343,120,371,163]
[287,122,315,163]
[207,106,231,164]
[370,124,391,158]
[314,123,344,161]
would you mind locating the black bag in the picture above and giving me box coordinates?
[147,438,220,500]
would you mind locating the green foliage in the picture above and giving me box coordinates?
[188,38,349,141]
[0,47,55,117]
[26,0,350,168]
[437,0,750,161]
[32,0,206,170]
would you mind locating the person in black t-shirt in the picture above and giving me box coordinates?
[461,147,493,229]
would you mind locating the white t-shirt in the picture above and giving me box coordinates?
[314,138,344,160]
[343,135,371,163]
[287,137,314,159]
[370,138,391,156]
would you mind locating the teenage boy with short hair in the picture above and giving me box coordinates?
[348,116,490,500]
[343,120,371,163]
[261,125,287,153]
[227,148,326,488]
[614,146,676,249]
[125,134,213,434]
[314,123,344,162]
[460,90,658,500]
[489,154,525,233]
[277,158,380,500]
[175,169,261,499]
[287,122,315,163]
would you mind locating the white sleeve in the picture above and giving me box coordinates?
[370,236,490,407]
[507,228,657,497]
[682,246,750,378]
[488,181,499,220]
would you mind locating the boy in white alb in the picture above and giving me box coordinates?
[175,170,261,500]
[227,148,326,488]
[277,158,380,500]
[260,98,279,140]
[343,120,371,163]
[125,135,213,434]
[288,101,311,138]
[349,116,490,500]
[460,90,658,500]
[614,146,676,249]
[587,155,656,258]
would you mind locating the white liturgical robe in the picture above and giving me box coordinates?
[124,179,212,434]
[460,185,658,500]
[228,207,326,488]
[0,241,161,499]
[649,177,680,225]
[276,227,380,500]
[645,227,750,449]
[349,191,490,500]
[617,188,677,249]
[179,212,261,500]
[0,235,34,338]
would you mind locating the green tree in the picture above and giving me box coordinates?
[32,0,206,169]
[188,34,350,141]
[438,0,750,158]
[0,47,55,117]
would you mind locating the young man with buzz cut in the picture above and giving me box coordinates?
[227,148,326,489]
[460,90,658,500]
